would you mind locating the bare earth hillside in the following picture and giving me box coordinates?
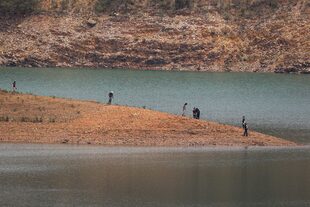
[0,0,309,73]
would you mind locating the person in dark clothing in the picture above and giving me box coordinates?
[242,116,246,129]
[108,91,114,105]
[12,80,17,91]
[192,107,197,119]
[192,107,200,119]
[243,122,249,137]
[182,103,188,116]
[195,108,200,119]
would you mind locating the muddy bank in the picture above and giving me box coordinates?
[0,89,297,146]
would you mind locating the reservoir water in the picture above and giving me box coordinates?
[0,144,309,207]
[0,67,309,144]
[0,68,310,206]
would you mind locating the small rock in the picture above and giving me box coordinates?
[87,19,97,28]
[62,139,69,144]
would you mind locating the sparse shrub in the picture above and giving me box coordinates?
[0,116,9,122]
[38,106,45,111]
[223,11,230,20]
[95,0,134,13]
[21,117,29,122]
[20,116,43,123]
[95,0,109,13]
[151,0,174,11]
[267,0,278,9]
[0,0,39,15]
[221,26,232,36]
[34,116,43,123]
[175,0,191,10]
[49,118,56,123]
[249,0,278,10]
[61,0,70,11]
[51,0,58,9]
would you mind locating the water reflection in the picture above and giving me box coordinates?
[0,144,309,206]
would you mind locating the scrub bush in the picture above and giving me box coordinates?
[0,0,39,15]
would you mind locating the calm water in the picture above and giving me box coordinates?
[0,67,309,143]
[0,144,309,207]
[0,68,309,206]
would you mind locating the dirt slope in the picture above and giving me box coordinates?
[0,0,309,73]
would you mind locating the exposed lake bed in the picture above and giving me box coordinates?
[0,89,294,146]
[0,67,309,144]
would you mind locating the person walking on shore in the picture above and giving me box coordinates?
[182,103,188,116]
[243,122,249,137]
[12,80,17,91]
[108,91,114,105]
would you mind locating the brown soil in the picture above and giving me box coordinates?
[0,89,297,146]
[0,0,309,73]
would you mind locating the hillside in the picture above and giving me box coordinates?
[0,0,309,73]
[0,89,296,146]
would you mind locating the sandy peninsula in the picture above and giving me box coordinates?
[0,89,297,146]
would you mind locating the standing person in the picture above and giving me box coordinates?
[12,80,17,91]
[108,91,114,105]
[182,103,188,116]
[196,108,200,119]
[243,122,249,137]
[192,107,197,119]
[242,116,246,129]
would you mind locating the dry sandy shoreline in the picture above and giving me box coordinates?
[0,89,297,147]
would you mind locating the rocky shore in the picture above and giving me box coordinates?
[0,89,297,146]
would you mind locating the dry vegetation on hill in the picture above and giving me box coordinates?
[0,0,309,73]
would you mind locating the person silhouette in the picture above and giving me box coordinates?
[196,108,200,119]
[192,107,197,119]
[182,103,188,116]
[12,80,17,91]
[108,91,114,105]
[242,116,246,129]
[192,107,200,119]
[243,122,249,137]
